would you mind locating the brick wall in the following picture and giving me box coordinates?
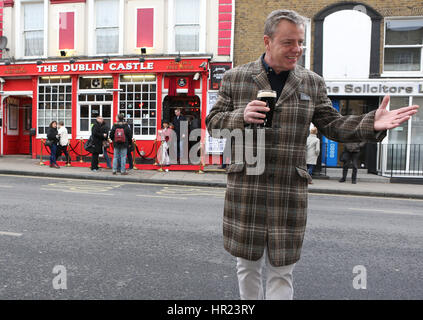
[234,0,423,71]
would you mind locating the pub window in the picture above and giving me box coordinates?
[119,74,157,138]
[23,2,44,57]
[78,96,112,133]
[384,18,423,73]
[95,0,119,54]
[37,76,72,136]
[171,0,205,53]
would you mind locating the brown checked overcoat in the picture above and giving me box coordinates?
[205,57,386,267]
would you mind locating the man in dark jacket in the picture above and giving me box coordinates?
[91,116,107,172]
[339,142,365,184]
[172,107,187,162]
[110,113,132,175]
[46,120,60,169]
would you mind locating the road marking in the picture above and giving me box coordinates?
[309,192,423,202]
[157,186,226,198]
[41,188,114,196]
[0,174,226,189]
[348,208,419,216]
[137,194,187,200]
[0,231,22,237]
[0,185,12,188]
[41,180,123,194]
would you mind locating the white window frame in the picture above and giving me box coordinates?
[382,17,423,77]
[301,18,311,70]
[36,76,73,139]
[15,0,48,59]
[167,0,206,54]
[77,101,113,138]
[87,0,124,56]
[118,75,157,140]
[134,7,156,50]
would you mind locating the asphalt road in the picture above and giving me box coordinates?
[0,174,422,300]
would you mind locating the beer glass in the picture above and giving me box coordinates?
[257,89,277,128]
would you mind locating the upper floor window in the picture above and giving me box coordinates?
[169,0,205,53]
[384,18,423,73]
[298,19,311,69]
[175,0,200,52]
[95,0,119,54]
[23,2,44,56]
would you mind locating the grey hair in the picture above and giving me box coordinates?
[264,10,306,38]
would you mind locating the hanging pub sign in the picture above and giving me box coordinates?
[210,63,232,90]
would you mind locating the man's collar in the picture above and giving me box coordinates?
[261,53,272,74]
[261,53,290,76]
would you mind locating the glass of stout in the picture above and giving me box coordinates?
[257,89,277,128]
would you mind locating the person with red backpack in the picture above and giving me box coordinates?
[109,113,132,175]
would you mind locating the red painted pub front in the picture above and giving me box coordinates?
[0,57,210,169]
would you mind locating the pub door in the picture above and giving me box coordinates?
[3,96,32,155]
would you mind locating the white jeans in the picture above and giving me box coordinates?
[236,248,295,300]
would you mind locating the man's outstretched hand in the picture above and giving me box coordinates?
[374,95,419,131]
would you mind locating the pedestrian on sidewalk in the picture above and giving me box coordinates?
[101,121,112,169]
[158,121,172,168]
[306,126,320,184]
[206,9,419,300]
[90,116,107,172]
[46,121,60,169]
[110,113,132,175]
[339,142,365,184]
[56,121,70,165]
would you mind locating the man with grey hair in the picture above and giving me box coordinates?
[206,9,418,300]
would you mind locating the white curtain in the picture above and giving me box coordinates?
[96,0,119,54]
[175,26,199,52]
[174,0,200,52]
[24,3,44,56]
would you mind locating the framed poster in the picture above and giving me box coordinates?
[205,92,226,154]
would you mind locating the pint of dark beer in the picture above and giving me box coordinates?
[257,89,277,128]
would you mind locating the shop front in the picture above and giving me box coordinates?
[325,79,423,178]
[0,57,210,170]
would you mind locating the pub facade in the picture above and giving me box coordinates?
[0,0,235,169]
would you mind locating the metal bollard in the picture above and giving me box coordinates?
[80,138,84,163]
[39,139,45,166]
[66,145,72,166]
[198,141,205,174]
[132,139,138,170]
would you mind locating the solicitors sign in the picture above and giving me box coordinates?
[326,80,423,96]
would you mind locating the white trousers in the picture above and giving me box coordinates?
[236,248,296,300]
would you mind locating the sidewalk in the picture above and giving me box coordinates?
[0,155,422,200]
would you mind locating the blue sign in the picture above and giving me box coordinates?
[322,100,339,167]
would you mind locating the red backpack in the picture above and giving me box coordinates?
[114,127,126,143]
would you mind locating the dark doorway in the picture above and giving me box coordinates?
[331,96,380,171]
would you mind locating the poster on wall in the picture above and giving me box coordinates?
[206,92,226,154]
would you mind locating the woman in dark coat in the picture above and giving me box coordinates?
[91,116,107,172]
[46,121,60,169]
